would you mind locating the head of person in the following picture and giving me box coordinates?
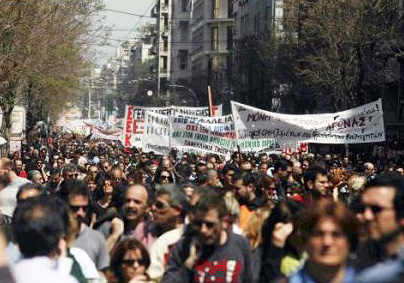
[17,183,46,203]
[259,162,269,175]
[181,182,195,202]
[360,173,404,246]
[88,165,99,180]
[111,166,124,187]
[262,199,305,257]
[123,184,149,224]
[190,190,227,246]
[231,152,241,165]
[56,157,65,170]
[63,180,90,226]
[111,238,150,283]
[0,158,13,185]
[304,166,329,195]
[13,196,66,258]
[13,159,24,174]
[235,172,257,204]
[139,153,149,164]
[97,175,114,198]
[206,169,220,187]
[274,158,293,181]
[63,163,78,180]
[364,162,375,177]
[299,200,358,268]
[155,169,173,185]
[101,160,112,174]
[27,170,43,185]
[257,176,277,203]
[49,168,62,186]
[222,164,239,185]
[152,184,187,231]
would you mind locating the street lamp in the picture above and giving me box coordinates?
[167,84,199,107]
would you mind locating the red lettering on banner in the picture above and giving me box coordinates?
[133,121,144,134]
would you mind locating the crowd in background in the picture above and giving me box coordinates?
[0,132,404,282]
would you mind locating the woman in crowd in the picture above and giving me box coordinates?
[93,175,116,219]
[110,238,152,283]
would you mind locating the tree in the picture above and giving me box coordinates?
[284,0,404,111]
[0,0,102,144]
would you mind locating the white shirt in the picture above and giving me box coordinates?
[13,256,78,283]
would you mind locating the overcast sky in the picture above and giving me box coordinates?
[92,0,156,66]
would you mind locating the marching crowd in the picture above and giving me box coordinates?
[0,133,404,282]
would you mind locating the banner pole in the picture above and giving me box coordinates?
[208,85,213,117]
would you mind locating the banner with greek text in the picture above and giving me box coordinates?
[122,105,222,148]
[169,115,237,156]
[231,99,385,150]
[143,111,171,154]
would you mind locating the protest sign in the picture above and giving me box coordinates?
[169,115,237,156]
[232,99,385,150]
[143,111,171,154]
[122,105,222,148]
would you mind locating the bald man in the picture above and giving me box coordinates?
[0,158,30,216]
[99,184,154,250]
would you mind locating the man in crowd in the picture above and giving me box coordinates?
[12,196,77,282]
[356,174,404,282]
[13,159,27,178]
[274,158,294,199]
[163,190,253,282]
[0,158,30,217]
[66,179,110,271]
[302,166,330,206]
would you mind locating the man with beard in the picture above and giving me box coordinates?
[66,180,109,271]
[0,158,30,217]
[163,190,253,282]
[13,159,27,178]
[44,168,62,194]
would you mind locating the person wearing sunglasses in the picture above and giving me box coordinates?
[111,238,152,283]
[356,174,404,282]
[163,190,253,282]
[65,180,110,272]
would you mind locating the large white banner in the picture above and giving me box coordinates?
[169,115,236,156]
[122,105,222,148]
[232,99,385,150]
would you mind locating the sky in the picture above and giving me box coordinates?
[91,0,156,66]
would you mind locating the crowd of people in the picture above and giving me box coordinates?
[0,133,404,282]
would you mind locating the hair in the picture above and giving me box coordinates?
[63,163,77,175]
[110,238,150,283]
[274,158,293,173]
[0,157,12,170]
[347,174,366,195]
[58,179,89,202]
[261,199,305,258]
[155,184,187,209]
[365,173,404,219]
[242,172,258,187]
[13,196,65,258]
[244,207,272,249]
[27,170,41,182]
[17,183,46,201]
[299,200,359,252]
[223,191,240,220]
[303,166,328,189]
[194,189,227,218]
[49,167,62,176]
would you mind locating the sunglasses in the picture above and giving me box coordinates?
[154,200,167,209]
[121,258,148,267]
[160,175,170,180]
[357,203,393,215]
[67,173,78,178]
[69,204,89,212]
[192,219,217,229]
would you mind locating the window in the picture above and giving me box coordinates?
[161,56,167,71]
[179,50,188,70]
[212,0,220,18]
[179,21,189,42]
[228,0,233,17]
[227,26,233,50]
[181,0,188,11]
[211,26,218,51]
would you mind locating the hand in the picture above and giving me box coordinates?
[111,217,124,237]
[272,222,294,248]
[184,239,201,269]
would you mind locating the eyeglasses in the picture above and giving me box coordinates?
[358,203,393,215]
[160,175,170,180]
[192,219,217,229]
[67,173,78,178]
[69,204,89,212]
[121,258,148,267]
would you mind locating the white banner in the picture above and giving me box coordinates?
[122,105,222,148]
[232,99,385,150]
[143,111,171,155]
[169,115,236,156]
